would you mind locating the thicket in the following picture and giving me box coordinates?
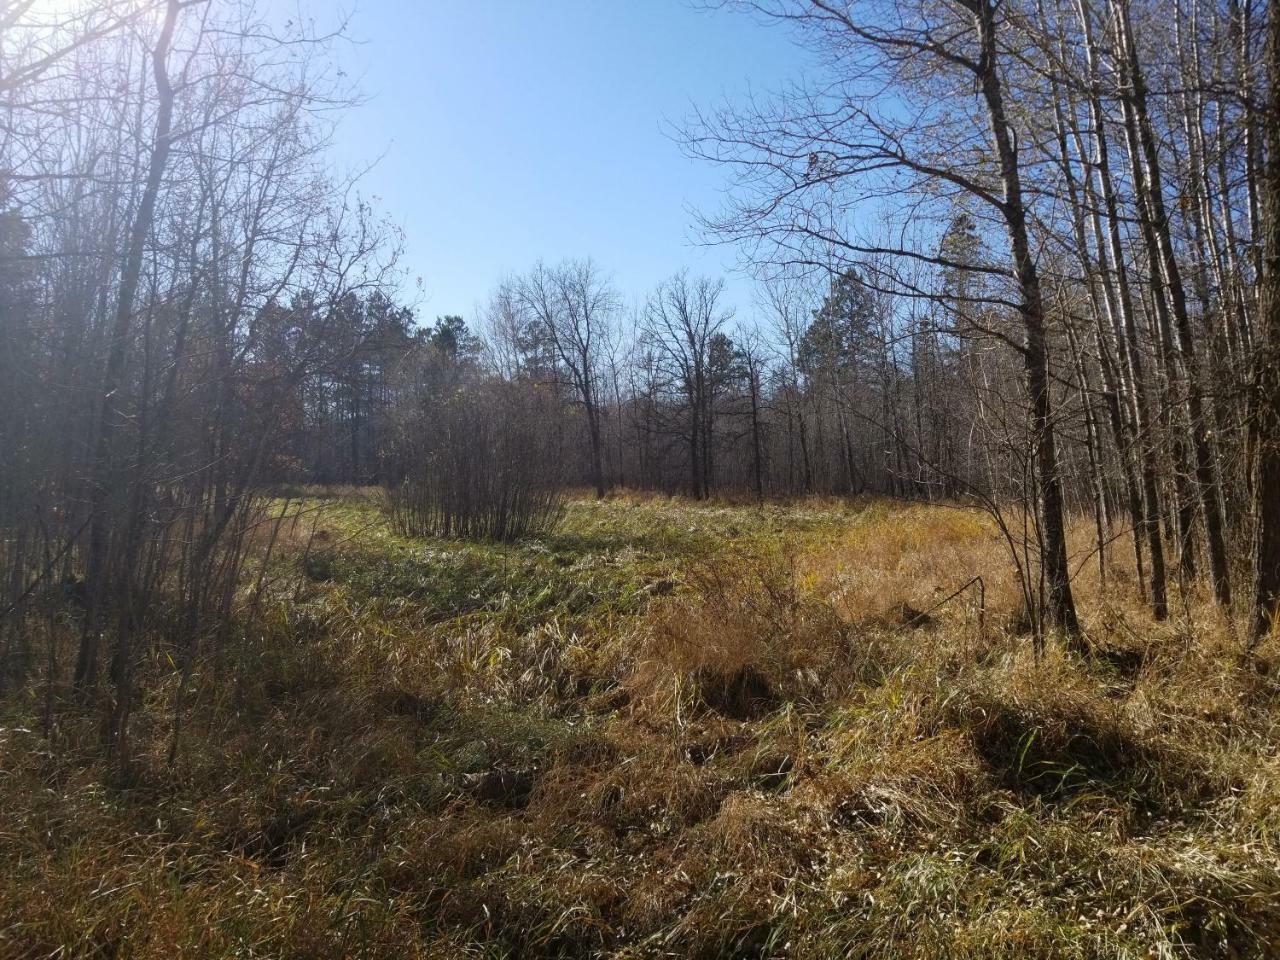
[385,350,566,542]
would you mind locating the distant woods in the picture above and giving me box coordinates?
[1,0,1280,764]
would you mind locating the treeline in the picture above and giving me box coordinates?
[291,262,992,503]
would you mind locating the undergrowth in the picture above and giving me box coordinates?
[2,492,1279,958]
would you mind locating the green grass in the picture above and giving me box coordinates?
[286,493,857,662]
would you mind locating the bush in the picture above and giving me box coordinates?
[385,376,565,542]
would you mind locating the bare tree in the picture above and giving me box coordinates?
[643,271,733,499]
[1253,0,1280,645]
[512,259,618,498]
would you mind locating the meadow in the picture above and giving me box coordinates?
[2,491,1278,959]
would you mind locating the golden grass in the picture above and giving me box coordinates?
[2,492,1279,958]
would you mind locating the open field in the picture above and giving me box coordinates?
[3,491,1279,959]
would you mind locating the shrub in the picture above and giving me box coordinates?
[385,375,565,542]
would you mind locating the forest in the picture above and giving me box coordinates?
[2,0,1280,956]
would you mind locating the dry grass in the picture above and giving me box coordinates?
[3,493,1279,958]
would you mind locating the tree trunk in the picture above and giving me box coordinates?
[967,0,1080,638]
[749,367,765,503]
[586,401,606,499]
[75,0,181,692]
[1113,0,1232,605]
[1252,0,1280,645]
[1074,0,1168,618]
[689,388,703,499]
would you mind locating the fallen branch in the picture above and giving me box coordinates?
[913,575,986,633]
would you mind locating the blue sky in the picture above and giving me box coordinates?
[323,1,813,325]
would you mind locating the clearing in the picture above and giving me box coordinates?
[3,492,1278,958]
